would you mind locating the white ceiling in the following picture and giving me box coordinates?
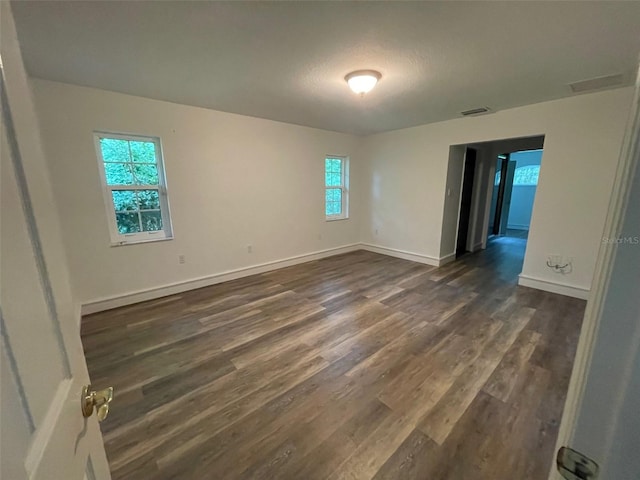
[11,1,640,135]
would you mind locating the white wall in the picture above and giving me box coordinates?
[508,186,537,229]
[32,80,362,308]
[361,88,633,295]
[507,150,543,230]
[32,79,633,306]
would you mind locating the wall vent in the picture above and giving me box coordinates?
[461,107,491,117]
[569,73,625,93]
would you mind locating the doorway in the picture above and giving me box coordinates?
[488,148,543,241]
[440,135,544,273]
[456,148,477,257]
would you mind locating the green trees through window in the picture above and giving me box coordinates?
[96,134,171,242]
[325,158,343,216]
[325,156,348,219]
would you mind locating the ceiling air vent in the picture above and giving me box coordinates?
[569,73,625,93]
[461,107,491,117]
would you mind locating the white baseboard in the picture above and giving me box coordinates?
[471,242,484,253]
[507,224,530,231]
[438,252,457,266]
[82,243,592,315]
[81,243,360,315]
[518,274,590,300]
[359,243,441,266]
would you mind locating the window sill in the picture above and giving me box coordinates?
[110,236,174,247]
[326,216,349,222]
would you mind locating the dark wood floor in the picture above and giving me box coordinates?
[505,229,529,240]
[82,236,585,480]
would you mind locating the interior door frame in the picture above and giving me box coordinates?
[492,153,509,235]
[456,147,477,257]
[498,159,516,235]
[549,64,640,479]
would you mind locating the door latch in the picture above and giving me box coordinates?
[557,446,599,480]
[81,385,114,422]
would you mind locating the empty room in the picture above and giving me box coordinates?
[3,2,640,480]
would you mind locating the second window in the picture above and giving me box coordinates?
[325,156,348,220]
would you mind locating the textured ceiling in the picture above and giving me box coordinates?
[10,1,640,135]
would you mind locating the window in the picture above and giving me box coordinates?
[94,132,173,245]
[495,165,541,186]
[325,156,348,220]
[513,165,540,186]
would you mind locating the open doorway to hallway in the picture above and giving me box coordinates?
[489,149,543,242]
[456,148,477,258]
[441,135,545,279]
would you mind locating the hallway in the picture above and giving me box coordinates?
[82,245,585,479]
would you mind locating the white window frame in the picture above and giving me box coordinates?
[325,155,349,221]
[93,131,173,246]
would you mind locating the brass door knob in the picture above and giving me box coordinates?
[81,385,114,422]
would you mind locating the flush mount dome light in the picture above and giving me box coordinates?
[345,70,381,95]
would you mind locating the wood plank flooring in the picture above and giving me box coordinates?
[82,236,585,480]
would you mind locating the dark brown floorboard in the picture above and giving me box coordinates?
[82,236,584,480]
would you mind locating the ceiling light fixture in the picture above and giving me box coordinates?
[345,70,381,95]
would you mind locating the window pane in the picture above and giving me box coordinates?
[105,163,134,185]
[130,141,157,163]
[513,165,540,186]
[112,190,137,211]
[326,202,342,216]
[325,189,333,203]
[141,211,163,232]
[100,138,130,162]
[325,188,342,216]
[325,158,342,174]
[325,172,342,187]
[138,190,160,210]
[132,164,159,185]
[115,212,140,233]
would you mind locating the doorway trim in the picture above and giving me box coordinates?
[455,148,477,257]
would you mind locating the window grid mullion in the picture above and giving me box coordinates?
[107,185,159,192]
[114,209,161,213]
[103,161,157,166]
[134,190,140,213]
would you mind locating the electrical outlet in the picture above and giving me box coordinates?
[247,245,252,254]
[178,254,186,264]
[548,254,562,266]
[547,255,573,274]
[375,228,379,235]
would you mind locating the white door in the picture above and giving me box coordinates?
[551,66,640,479]
[1,3,111,479]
